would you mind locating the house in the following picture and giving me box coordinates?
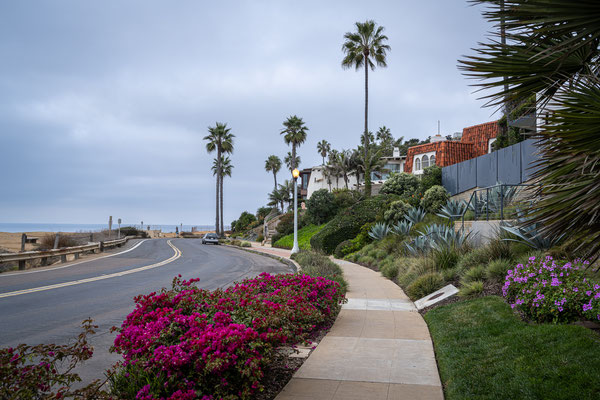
[405,121,500,174]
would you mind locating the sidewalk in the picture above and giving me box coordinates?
[249,244,443,400]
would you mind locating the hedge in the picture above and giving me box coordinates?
[310,195,392,254]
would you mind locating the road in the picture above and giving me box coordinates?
[0,238,293,383]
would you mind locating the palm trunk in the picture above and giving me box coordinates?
[220,172,224,237]
[216,148,221,236]
[344,174,349,189]
[322,156,325,165]
[292,144,297,170]
[364,60,372,197]
[273,171,278,191]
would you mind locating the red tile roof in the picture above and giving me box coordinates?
[404,121,501,173]
[405,141,474,173]
[461,121,500,157]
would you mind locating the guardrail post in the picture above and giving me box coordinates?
[18,260,25,270]
[99,242,104,252]
[21,234,26,252]
[60,254,67,263]
[74,253,80,260]
[41,257,48,266]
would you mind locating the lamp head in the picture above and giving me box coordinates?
[292,168,300,179]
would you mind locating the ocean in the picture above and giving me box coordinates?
[0,223,220,233]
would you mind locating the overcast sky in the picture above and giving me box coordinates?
[0,1,497,227]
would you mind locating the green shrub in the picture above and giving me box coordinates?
[407,272,444,300]
[310,195,391,254]
[357,255,376,267]
[120,226,148,238]
[485,258,512,282]
[441,266,461,282]
[275,212,294,236]
[333,239,361,259]
[256,234,264,243]
[432,246,460,270]
[420,185,449,213]
[290,250,347,292]
[232,211,257,232]
[395,257,435,288]
[383,200,410,224]
[456,247,490,271]
[462,265,486,283]
[486,238,513,261]
[380,173,419,197]
[381,262,400,280]
[240,241,251,247]
[332,188,363,211]
[458,280,484,298]
[306,189,337,224]
[419,165,442,192]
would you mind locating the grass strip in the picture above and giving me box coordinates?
[425,296,600,400]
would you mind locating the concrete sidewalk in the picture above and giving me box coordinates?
[249,244,443,400]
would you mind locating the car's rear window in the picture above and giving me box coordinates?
[206,234,218,238]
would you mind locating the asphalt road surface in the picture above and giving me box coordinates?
[0,238,293,384]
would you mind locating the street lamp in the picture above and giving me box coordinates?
[291,168,300,254]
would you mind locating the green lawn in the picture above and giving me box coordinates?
[273,224,325,250]
[425,296,600,400]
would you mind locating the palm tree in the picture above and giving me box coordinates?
[268,188,285,213]
[204,122,234,237]
[459,0,600,262]
[211,156,233,234]
[327,150,341,188]
[337,150,353,189]
[317,140,331,165]
[281,115,308,173]
[342,20,390,197]
[284,152,301,174]
[264,155,282,191]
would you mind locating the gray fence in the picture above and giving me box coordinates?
[442,139,540,196]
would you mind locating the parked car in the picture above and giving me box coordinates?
[202,233,219,245]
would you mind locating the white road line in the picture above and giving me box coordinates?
[0,240,182,299]
[0,239,149,277]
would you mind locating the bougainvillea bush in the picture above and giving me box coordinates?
[503,256,600,324]
[110,273,345,399]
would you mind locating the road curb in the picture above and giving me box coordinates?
[224,244,300,273]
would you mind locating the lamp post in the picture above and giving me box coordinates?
[291,168,300,254]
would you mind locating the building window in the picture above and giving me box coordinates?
[415,157,421,171]
[430,154,436,166]
[422,155,429,169]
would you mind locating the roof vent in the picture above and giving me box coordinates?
[393,147,400,157]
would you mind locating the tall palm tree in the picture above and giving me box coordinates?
[327,149,341,188]
[317,140,331,165]
[459,0,600,262]
[204,122,234,237]
[211,156,233,234]
[284,152,301,174]
[281,115,308,173]
[342,20,390,197]
[264,155,282,191]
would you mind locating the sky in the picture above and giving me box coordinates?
[0,0,498,227]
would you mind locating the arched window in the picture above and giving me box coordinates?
[415,157,421,171]
[430,154,436,166]
[422,155,429,169]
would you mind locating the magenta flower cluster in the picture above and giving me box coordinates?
[503,256,600,323]
[111,273,345,400]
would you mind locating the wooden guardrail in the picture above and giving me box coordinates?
[0,236,134,270]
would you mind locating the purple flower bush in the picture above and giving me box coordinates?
[110,273,345,399]
[503,256,600,324]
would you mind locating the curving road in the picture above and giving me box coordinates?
[0,238,293,383]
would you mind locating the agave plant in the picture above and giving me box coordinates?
[437,199,468,221]
[404,235,431,256]
[500,208,563,250]
[405,207,426,224]
[368,222,390,241]
[391,220,412,236]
